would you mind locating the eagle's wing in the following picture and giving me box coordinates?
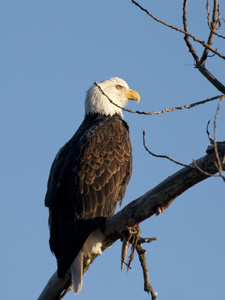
[45,138,72,208]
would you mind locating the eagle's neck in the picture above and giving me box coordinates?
[85,87,124,118]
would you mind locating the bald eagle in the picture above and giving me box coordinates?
[45,77,140,294]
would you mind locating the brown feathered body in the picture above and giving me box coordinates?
[45,112,132,282]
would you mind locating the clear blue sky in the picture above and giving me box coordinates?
[1,1,225,299]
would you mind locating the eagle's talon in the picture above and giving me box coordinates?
[121,225,141,271]
[121,229,132,270]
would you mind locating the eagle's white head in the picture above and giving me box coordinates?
[85,77,140,117]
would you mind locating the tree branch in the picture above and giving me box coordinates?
[143,130,195,169]
[94,82,223,115]
[131,0,225,60]
[182,0,225,94]
[196,64,225,94]
[136,242,158,299]
[38,142,225,300]
[212,96,225,181]
[200,0,219,65]
[182,0,200,63]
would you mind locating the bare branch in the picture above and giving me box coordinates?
[213,31,225,39]
[192,158,218,177]
[143,129,223,179]
[143,131,195,168]
[136,242,158,300]
[200,0,220,65]
[131,0,225,60]
[142,94,225,179]
[213,96,225,181]
[209,6,224,37]
[206,120,214,144]
[183,0,199,63]
[205,95,225,181]
[206,0,211,28]
[94,82,223,115]
[196,64,225,94]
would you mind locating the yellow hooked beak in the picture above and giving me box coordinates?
[122,88,140,103]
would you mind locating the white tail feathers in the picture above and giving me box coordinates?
[71,251,83,294]
[70,230,104,294]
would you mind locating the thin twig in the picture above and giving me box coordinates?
[138,237,157,245]
[206,0,211,28]
[94,82,222,115]
[143,131,195,168]
[213,31,225,39]
[143,129,224,178]
[196,95,225,180]
[183,0,199,63]
[205,1,224,38]
[213,96,225,181]
[192,159,218,177]
[136,243,158,300]
[131,0,225,60]
[206,120,214,144]
[200,0,219,65]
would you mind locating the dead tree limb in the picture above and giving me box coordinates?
[136,242,157,299]
[38,142,225,300]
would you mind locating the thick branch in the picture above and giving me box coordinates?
[38,271,71,300]
[38,142,225,300]
[103,142,225,238]
[196,64,225,94]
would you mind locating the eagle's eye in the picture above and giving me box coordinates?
[116,85,123,91]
